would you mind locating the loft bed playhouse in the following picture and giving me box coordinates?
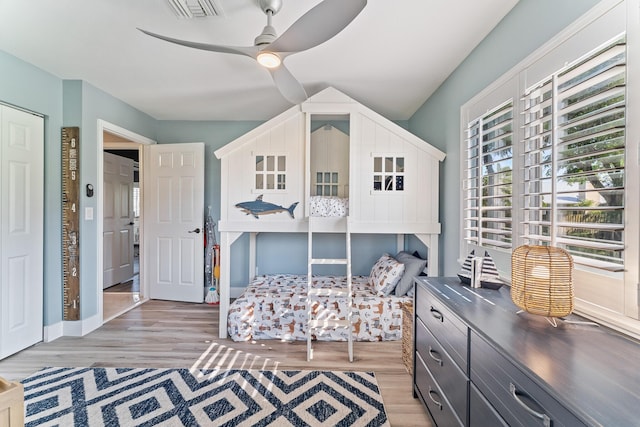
[214,88,445,360]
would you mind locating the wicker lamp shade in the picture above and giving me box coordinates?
[511,245,574,318]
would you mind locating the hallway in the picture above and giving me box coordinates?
[103,245,142,320]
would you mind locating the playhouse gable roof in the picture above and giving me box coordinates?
[214,87,445,161]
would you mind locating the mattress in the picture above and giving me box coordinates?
[227,274,410,342]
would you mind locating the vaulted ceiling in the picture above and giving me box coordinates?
[0,0,518,121]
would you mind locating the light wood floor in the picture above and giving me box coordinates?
[0,300,433,427]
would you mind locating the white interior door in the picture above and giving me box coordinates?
[103,152,134,288]
[0,105,44,359]
[144,143,204,302]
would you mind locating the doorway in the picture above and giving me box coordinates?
[97,120,154,323]
[103,146,140,319]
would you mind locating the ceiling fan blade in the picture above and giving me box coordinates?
[268,65,308,104]
[267,0,367,54]
[138,28,259,58]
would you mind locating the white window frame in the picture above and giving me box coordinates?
[253,153,287,194]
[459,0,640,339]
[372,154,405,193]
[315,171,340,196]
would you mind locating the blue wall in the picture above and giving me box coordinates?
[75,81,157,317]
[408,0,601,276]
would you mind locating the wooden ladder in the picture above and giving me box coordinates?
[306,216,353,362]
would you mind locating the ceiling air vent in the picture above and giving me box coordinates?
[167,0,225,18]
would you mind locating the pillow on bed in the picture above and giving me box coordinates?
[394,251,428,296]
[369,254,405,296]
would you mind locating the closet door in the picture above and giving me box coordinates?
[0,105,44,359]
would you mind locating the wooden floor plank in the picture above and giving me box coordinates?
[0,300,432,426]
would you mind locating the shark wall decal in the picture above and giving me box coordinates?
[235,195,299,219]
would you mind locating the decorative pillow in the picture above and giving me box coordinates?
[394,251,428,296]
[413,251,429,275]
[369,254,405,296]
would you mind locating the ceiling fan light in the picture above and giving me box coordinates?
[257,52,281,68]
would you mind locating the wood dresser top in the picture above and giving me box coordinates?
[417,276,640,427]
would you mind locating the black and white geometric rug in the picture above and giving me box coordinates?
[22,367,390,426]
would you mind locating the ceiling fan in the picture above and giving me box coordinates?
[138,0,367,104]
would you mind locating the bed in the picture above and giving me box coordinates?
[227,251,427,342]
[227,274,409,342]
[214,89,445,339]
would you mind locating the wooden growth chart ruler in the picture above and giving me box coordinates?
[62,127,80,320]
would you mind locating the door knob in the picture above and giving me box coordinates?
[188,228,201,234]
[129,222,134,225]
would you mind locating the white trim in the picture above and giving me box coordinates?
[575,300,640,341]
[624,0,640,319]
[43,322,63,342]
[0,100,44,117]
[62,313,102,337]
[96,119,155,330]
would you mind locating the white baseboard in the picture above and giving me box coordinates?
[62,313,103,337]
[43,322,64,342]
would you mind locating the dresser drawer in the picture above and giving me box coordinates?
[470,332,587,427]
[416,281,468,373]
[415,352,464,427]
[415,317,467,421]
[469,383,508,427]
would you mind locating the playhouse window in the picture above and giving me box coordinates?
[373,156,404,191]
[315,171,339,196]
[255,155,286,191]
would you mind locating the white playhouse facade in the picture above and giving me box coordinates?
[214,87,445,338]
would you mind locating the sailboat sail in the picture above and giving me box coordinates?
[457,250,475,285]
[457,250,504,290]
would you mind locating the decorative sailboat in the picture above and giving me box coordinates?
[458,250,504,290]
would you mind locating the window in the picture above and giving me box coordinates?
[373,156,404,191]
[316,171,339,196]
[463,35,626,273]
[255,155,286,191]
[464,102,514,250]
[521,36,626,271]
[460,0,638,336]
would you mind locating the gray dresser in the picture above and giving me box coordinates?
[413,276,640,426]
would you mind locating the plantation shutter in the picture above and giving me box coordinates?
[521,36,626,271]
[464,101,514,250]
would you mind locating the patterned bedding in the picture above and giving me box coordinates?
[309,196,349,217]
[227,274,410,342]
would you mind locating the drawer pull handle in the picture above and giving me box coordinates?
[509,383,551,427]
[428,346,443,366]
[428,387,443,411]
[430,307,443,322]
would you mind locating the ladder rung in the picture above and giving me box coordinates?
[308,288,349,297]
[310,258,348,265]
[309,319,351,329]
